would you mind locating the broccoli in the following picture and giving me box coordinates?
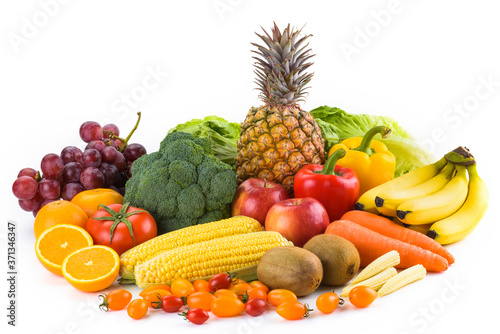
[124,132,237,234]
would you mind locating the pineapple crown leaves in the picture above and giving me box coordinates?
[252,22,315,107]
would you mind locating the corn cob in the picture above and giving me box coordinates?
[378,264,426,297]
[350,250,400,285]
[134,231,290,288]
[340,267,397,297]
[119,216,263,280]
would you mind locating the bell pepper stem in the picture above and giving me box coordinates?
[355,125,391,155]
[317,148,346,175]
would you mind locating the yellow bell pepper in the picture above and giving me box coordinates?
[328,125,396,196]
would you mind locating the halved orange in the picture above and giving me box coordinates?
[71,188,124,217]
[35,224,93,276]
[34,200,88,239]
[62,245,120,292]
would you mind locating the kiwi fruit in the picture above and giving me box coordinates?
[303,234,360,286]
[256,246,323,296]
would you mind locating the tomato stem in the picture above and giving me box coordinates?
[98,294,109,312]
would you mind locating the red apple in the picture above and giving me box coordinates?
[231,178,290,226]
[265,197,330,247]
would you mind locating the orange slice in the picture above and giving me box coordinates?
[35,224,93,276]
[62,245,120,292]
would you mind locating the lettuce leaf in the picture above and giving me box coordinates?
[167,116,240,165]
[310,106,436,177]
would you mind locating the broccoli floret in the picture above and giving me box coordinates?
[123,132,237,235]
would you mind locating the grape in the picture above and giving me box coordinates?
[81,149,102,168]
[12,176,38,200]
[61,146,83,164]
[102,138,117,148]
[18,193,44,212]
[113,151,127,171]
[86,140,106,153]
[123,143,147,162]
[99,163,119,187]
[60,162,84,184]
[103,124,120,138]
[18,168,38,179]
[80,167,105,189]
[101,146,117,163]
[79,121,103,143]
[114,171,128,188]
[114,139,124,150]
[62,183,85,201]
[41,153,64,178]
[38,178,61,200]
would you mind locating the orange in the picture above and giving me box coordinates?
[62,245,120,292]
[71,188,124,217]
[35,224,93,276]
[34,200,88,239]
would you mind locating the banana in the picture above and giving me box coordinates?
[396,165,468,225]
[427,164,488,244]
[355,157,447,214]
[375,162,454,217]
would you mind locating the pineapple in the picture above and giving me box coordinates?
[235,23,326,193]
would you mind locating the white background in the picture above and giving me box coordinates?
[1,1,499,333]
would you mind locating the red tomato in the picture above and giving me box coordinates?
[86,203,157,255]
[181,308,209,325]
[161,295,185,313]
[245,298,267,316]
[208,273,233,292]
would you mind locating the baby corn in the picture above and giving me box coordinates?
[350,250,400,285]
[378,264,427,297]
[341,267,397,297]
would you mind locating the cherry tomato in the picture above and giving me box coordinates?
[349,286,378,308]
[267,289,298,307]
[193,279,210,292]
[211,297,245,317]
[139,284,171,297]
[316,291,343,314]
[171,278,196,298]
[187,291,216,311]
[214,289,238,299]
[98,289,132,311]
[276,301,311,320]
[245,287,268,302]
[249,280,269,293]
[143,290,172,309]
[180,308,209,325]
[208,273,233,292]
[161,295,185,313]
[230,282,252,298]
[127,299,148,320]
[245,298,267,317]
[86,203,157,255]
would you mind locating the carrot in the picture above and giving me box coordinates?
[341,211,455,265]
[325,220,449,272]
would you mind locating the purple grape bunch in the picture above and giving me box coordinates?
[12,112,146,217]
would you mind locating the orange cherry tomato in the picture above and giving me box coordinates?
[349,286,378,308]
[187,291,216,311]
[139,284,171,297]
[230,282,252,298]
[267,289,298,307]
[211,297,245,317]
[143,290,172,308]
[193,279,210,292]
[246,287,268,302]
[127,299,148,320]
[171,278,196,298]
[276,301,311,320]
[98,289,132,311]
[249,280,269,293]
[316,291,343,314]
[214,289,238,299]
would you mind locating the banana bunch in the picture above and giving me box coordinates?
[356,147,488,245]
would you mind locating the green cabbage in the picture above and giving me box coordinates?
[167,116,240,165]
[310,106,436,177]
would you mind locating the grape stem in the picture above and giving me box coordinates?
[112,112,142,153]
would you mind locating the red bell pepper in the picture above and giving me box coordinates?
[293,148,360,222]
